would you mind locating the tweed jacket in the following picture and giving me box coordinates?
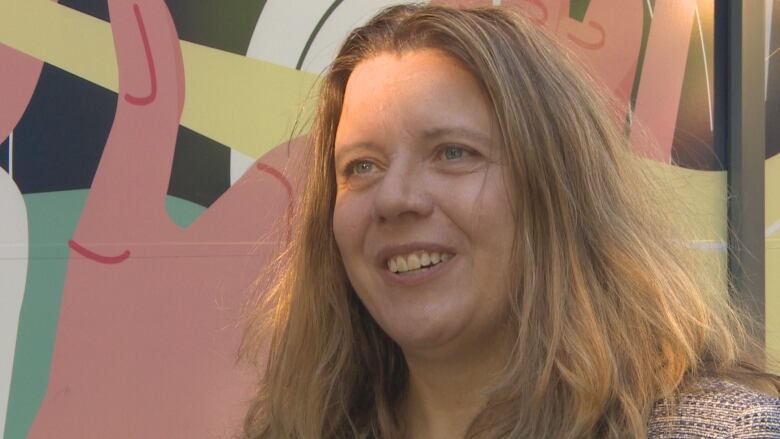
[647,378,780,438]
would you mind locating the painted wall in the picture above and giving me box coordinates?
[1,0,766,437]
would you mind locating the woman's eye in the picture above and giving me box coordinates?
[443,145,465,160]
[349,160,375,175]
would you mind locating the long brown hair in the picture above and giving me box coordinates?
[241,5,778,438]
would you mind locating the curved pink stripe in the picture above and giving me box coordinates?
[256,162,294,242]
[68,239,131,264]
[124,3,158,105]
[568,20,606,50]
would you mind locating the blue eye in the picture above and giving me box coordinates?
[443,146,465,160]
[352,160,374,175]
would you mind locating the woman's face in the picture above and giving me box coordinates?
[332,49,516,360]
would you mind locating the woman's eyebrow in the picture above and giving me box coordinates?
[334,141,376,160]
[334,126,492,159]
[420,126,492,145]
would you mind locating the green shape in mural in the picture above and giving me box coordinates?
[569,0,593,22]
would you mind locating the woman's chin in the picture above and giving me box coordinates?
[379,317,466,359]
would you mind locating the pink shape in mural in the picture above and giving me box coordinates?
[433,0,642,113]
[501,0,643,122]
[558,0,643,111]
[631,0,697,162]
[27,0,301,437]
[503,0,568,31]
[0,45,43,139]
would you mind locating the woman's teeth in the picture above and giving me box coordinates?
[387,251,453,274]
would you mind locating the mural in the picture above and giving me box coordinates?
[0,0,307,437]
[4,0,774,437]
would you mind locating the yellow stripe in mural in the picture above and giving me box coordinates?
[767,154,780,240]
[0,0,318,158]
[766,155,780,369]
[643,161,727,242]
[643,161,728,296]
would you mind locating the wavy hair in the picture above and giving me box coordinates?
[241,4,779,438]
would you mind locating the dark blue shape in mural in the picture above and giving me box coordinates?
[1,137,8,173]
[12,64,115,194]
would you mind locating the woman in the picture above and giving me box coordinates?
[241,4,780,438]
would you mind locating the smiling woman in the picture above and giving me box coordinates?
[241,4,780,439]
[333,49,515,374]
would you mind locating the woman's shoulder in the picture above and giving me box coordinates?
[647,376,780,438]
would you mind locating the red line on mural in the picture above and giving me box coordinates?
[568,21,606,50]
[124,3,158,105]
[256,162,295,242]
[68,240,131,264]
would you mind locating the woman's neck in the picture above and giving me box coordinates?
[402,365,487,438]
[400,334,511,439]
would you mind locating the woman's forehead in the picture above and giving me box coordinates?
[336,49,496,146]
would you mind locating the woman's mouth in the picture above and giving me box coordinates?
[386,250,454,275]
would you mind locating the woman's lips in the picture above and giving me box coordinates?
[378,254,455,287]
[375,242,457,267]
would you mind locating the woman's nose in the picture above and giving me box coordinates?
[371,158,434,222]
